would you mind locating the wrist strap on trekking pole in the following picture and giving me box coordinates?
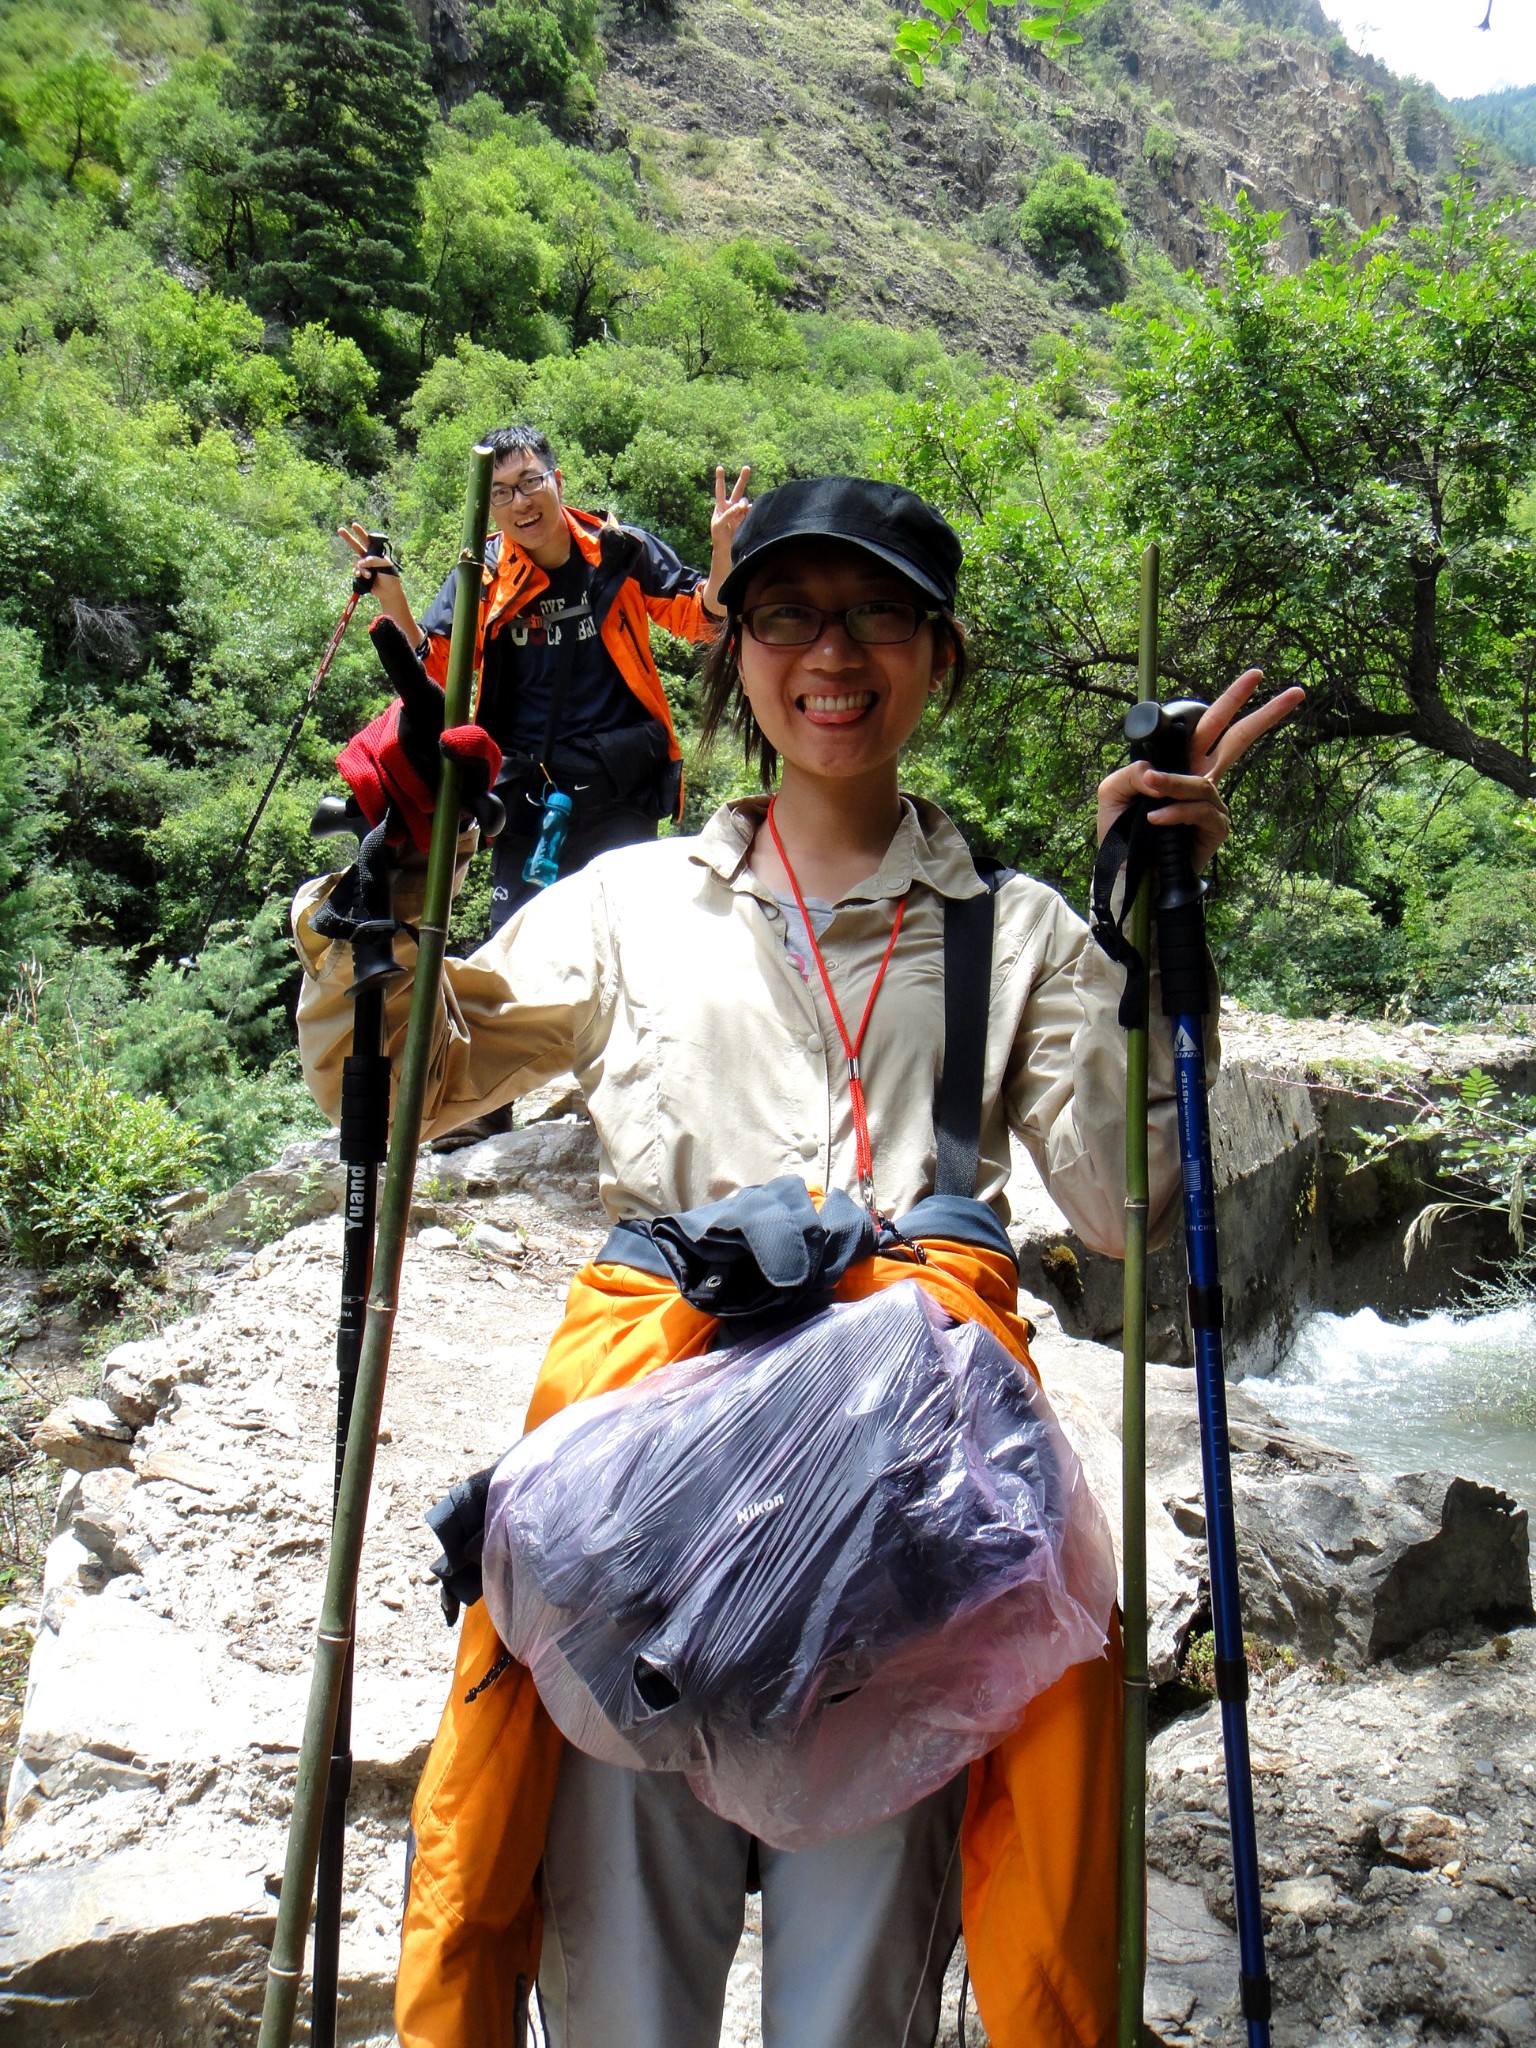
[1089,796,1158,1026]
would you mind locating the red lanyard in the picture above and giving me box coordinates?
[766,797,906,1217]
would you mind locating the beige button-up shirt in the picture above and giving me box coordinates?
[293,797,1209,1254]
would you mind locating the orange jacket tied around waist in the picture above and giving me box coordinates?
[396,1221,1125,2048]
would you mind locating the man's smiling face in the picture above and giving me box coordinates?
[490,455,566,557]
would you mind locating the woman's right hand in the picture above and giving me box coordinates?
[339,520,418,636]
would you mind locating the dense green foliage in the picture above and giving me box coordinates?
[1016,159,1126,298]
[0,981,210,1300]
[1450,85,1536,170]
[873,182,1536,1019]
[0,0,1532,1299]
[1120,193,1536,804]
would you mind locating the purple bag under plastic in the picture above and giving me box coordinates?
[482,1278,1115,1848]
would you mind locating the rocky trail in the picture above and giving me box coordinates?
[2,1037,1535,2045]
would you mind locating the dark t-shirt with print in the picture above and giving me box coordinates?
[477,551,649,760]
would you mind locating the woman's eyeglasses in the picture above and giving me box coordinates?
[742,601,939,647]
[489,471,555,506]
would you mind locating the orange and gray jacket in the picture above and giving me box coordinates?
[415,505,716,814]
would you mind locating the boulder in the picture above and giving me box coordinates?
[1238,1469,1532,1664]
[1034,1327,1534,1678]
[96,1336,199,1429]
[172,1154,347,1252]
[0,1847,276,2048]
[173,1108,602,1253]
[467,1220,525,1261]
[68,1470,156,1580]
[31,1399,132,1473]
[421,1119,599,1205]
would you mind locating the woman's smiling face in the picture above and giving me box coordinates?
[735,541,951,783]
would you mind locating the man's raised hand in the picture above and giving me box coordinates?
[703,465,752,617]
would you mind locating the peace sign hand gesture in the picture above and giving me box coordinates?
[1095,668,1306,874]
[703,464,752,618]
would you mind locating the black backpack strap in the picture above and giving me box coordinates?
[934,862,1010,1198]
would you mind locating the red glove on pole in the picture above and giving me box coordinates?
[336,618,505,852]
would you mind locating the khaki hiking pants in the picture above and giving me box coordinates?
[536,1747,967,2048]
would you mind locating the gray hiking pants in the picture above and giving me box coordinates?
[537,1748,967,2048]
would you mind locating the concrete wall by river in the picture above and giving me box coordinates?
[1009,1010,1535,1378]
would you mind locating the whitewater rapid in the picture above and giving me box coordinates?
[1245,1301,1536,1501]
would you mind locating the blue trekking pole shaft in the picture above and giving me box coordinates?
[1169,1010,1271,2047]
[1132,702,1272,2047]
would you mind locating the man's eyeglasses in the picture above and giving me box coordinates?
[489,471,555,506]
[742,601,940,647]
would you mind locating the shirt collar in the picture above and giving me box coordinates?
[692,795,987,904]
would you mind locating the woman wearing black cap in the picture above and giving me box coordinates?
[293,476,1299,2048]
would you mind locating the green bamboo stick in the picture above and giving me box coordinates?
[1116,540,1158,2048]
[257,444,495,2048]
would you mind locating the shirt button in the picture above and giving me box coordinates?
[805,1033,821,1054]
[801,1139,819,1161]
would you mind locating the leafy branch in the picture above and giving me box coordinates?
[894,0,1107,86]
[1354,1068,1536,1263]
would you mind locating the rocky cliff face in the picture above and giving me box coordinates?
[579,0,1527,367]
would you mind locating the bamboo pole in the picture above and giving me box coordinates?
[257,445,495,2048]
[1116,540,1159,2048]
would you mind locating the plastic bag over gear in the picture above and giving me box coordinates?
[481,1278,1116,1849]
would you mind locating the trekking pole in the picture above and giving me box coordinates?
[1125,693,1274,2048]
[183,534,389,963]
[1115,542,1157,2048]
[307,795,403,2047]
[257,454,493,2048]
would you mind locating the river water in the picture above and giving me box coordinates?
[1246,1302,1536,1505]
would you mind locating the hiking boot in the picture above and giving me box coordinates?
[430,1105,515,1153]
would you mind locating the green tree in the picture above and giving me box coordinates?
[0,626,54,966]
[464,0,601,127]
[418,126,565,362]
[22,46,130,188]
[1397,87,1438,173]
[289,321,392,468]
[1016,158,1126,297]
[629,239,804,381]
[121,56,272,280]
[230,0,433,339]
[1118,187,1536,803]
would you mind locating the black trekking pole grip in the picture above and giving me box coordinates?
[1125,699,1210,1019]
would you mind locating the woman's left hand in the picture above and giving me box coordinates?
[1095,668,1305,872]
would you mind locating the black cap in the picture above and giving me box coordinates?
[716,476,963,614]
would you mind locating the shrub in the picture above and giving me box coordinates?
[1142,121,1178,182]
[1213,878,1402,1017]
[108,904,326,1189]
[289,322,392,471]
[0,985,208,1300]
[1016,159,1126,297]
[1400,867,1536,1020]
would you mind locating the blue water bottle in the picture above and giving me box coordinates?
[522,790,574,888]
